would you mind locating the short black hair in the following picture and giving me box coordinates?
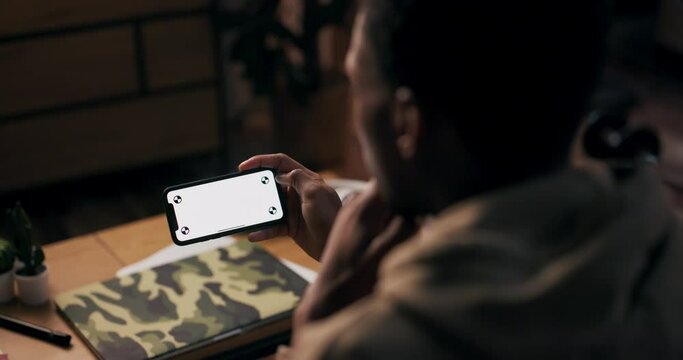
[362,0,610,174]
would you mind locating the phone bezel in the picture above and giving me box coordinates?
[162,167,287,246]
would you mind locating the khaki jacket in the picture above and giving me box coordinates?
[294,167,683,359]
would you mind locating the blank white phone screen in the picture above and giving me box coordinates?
[166,169,284,243]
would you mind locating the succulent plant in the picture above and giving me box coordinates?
[0,238,15,273]
[6,203,45,276]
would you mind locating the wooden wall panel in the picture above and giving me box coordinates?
[0,88,219,192]
[0,0,210,38]
[143,16,215,89]
[0,27,137,115]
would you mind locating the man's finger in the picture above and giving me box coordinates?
[276,345,292,360]
[247,225,288,242]
[276,169,319,197]
[239,153,308,173]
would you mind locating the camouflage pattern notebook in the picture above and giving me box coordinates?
[55,241,308,360]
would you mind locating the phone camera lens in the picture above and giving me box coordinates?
[173,195,182,204]
[268,206,277,215]
[261,176,270,184]
[181,226,190,235]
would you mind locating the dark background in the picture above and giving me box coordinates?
[1,0,681,245]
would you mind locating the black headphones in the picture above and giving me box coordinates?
[583,97,660,177]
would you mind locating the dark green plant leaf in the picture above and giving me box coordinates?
[5,203,40,270]
[0,238,15,273]
[12,203,32,246]
[15,202,32,230]
[34,247,45,268]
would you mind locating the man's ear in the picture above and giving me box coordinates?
[392,87,422,160]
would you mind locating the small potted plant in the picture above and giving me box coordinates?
[0,237,16,303]
[7,203,49,305]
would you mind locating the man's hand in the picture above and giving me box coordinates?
[239,153,342,261]
[294,181,417,330]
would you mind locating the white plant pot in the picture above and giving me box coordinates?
[14,267,49,306]
[0,270,13,303]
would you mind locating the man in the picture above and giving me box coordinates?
[240,0,683,358]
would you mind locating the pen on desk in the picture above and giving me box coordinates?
[0,313,71,348]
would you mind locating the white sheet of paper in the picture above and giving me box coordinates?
[326,178,369,202]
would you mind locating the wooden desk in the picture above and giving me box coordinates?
[0,215,318,359]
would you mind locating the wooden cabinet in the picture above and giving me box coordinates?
[0,3,221,193]
[0,28,138,115]
[0,89,218,191]
[0,0,210,37]
[143,17,215,89]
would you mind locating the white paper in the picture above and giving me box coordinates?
[326,178,369,202]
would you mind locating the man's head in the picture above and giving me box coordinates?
[346,0,610,215]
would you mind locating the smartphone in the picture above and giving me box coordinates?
[163,168,287,246]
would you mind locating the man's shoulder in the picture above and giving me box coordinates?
[372,167,683,355]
